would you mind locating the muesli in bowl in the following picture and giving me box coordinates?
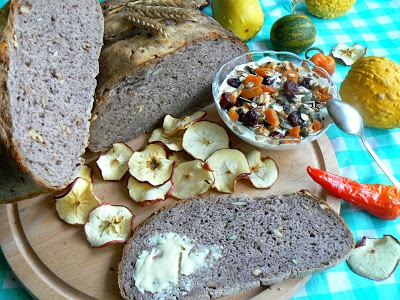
[212,51,340,150]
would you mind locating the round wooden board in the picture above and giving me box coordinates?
[0,105,341,300]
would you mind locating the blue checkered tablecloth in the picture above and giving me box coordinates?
[1,0,400,299]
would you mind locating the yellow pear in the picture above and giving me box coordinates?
[211,0,264,41]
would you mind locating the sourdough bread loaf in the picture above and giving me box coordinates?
[118,190,355,299]
[0,0,104,202]
[88,0,250,152]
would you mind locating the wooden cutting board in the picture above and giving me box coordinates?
[0,104,341,300]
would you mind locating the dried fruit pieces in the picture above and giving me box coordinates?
[96,142,134,181]
[347,235,400,280]
[331,43,367,66]
[171,160,214,200]
[84,203,134,247]
[218,56,335,142]
[128,144,176,186]
[246,149,279,189]
[163,110,206,136]
[182,121,230,161]
[127,177,174,204]
[55,177,101,225]
[206,149,251,193]
[148,128,184,151]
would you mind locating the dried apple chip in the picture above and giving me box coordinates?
[127,177,174,204]
[76,164,92,182]
[171,160,214,200]
[55,177,101,225]
[163,110,206,136]
[246,149,279,188]
[347,235,400,280]
[84,203,134,247]
[182,121,230,161]
[148,127,184,151]
[168,151,193,165]
[206,149,251,193]
[128,144,175,186]
[96,142,134,181]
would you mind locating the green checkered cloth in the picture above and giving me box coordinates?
[1,0,399,299]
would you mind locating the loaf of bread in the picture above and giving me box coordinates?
[0,0,104,202]
[118,190,355,299]
[88,0,250,152]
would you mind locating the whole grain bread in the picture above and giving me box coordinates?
[0,0,104,203]
[118,190,355,299]
[88,0,250,152]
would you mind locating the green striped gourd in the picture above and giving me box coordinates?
[270,14,317,54]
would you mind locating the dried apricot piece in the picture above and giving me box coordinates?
[312,119,325,132]
[243,74,263,87]
[240,86,263,98]
[260,85,278,94]
[254,67,273,77]
[228,109,240,121]
[282,69,299,82]
[287,126,301,138]
[264,108,280,127]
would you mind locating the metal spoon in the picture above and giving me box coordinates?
[326,99,400,189]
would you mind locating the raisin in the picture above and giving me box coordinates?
[242,109,259,127]
[269,131,284,138]
[287,111,305,127]
[301,77,313,89]
[262,76,275,85]
[227,77,241,88]
[283,80,299,98]
[219,93,235,110]
[238,110,245,122]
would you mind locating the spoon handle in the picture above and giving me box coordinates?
[361,135,400,189]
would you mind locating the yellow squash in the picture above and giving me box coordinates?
[339,56,400,129]
[292,0,356,19]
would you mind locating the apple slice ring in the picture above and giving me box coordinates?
[163,110,206,136]
[127,177,174,205]
[128,143,176,186]
[55,177,101,225]
[182,120,230,161]
[347,235,400,280]
[96,142,134,181]
[148,127,184,151]
[171,159,214,200]
[206,149,250,193]
[246,149,279,189]
[84,203,134,247]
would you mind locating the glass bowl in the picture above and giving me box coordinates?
[212,50,340,150]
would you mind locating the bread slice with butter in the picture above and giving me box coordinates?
[118,190,355,299]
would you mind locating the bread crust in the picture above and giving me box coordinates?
[94,11,245,106]
[89,1,249,152]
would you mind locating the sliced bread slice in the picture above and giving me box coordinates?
[88,0,250,152]
[118,190,355,299]
[0,0,104,202]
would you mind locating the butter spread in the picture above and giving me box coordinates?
[134,232,221,294]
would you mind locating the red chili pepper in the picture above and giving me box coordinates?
[307,166,400,220]
[305,47,336,77]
